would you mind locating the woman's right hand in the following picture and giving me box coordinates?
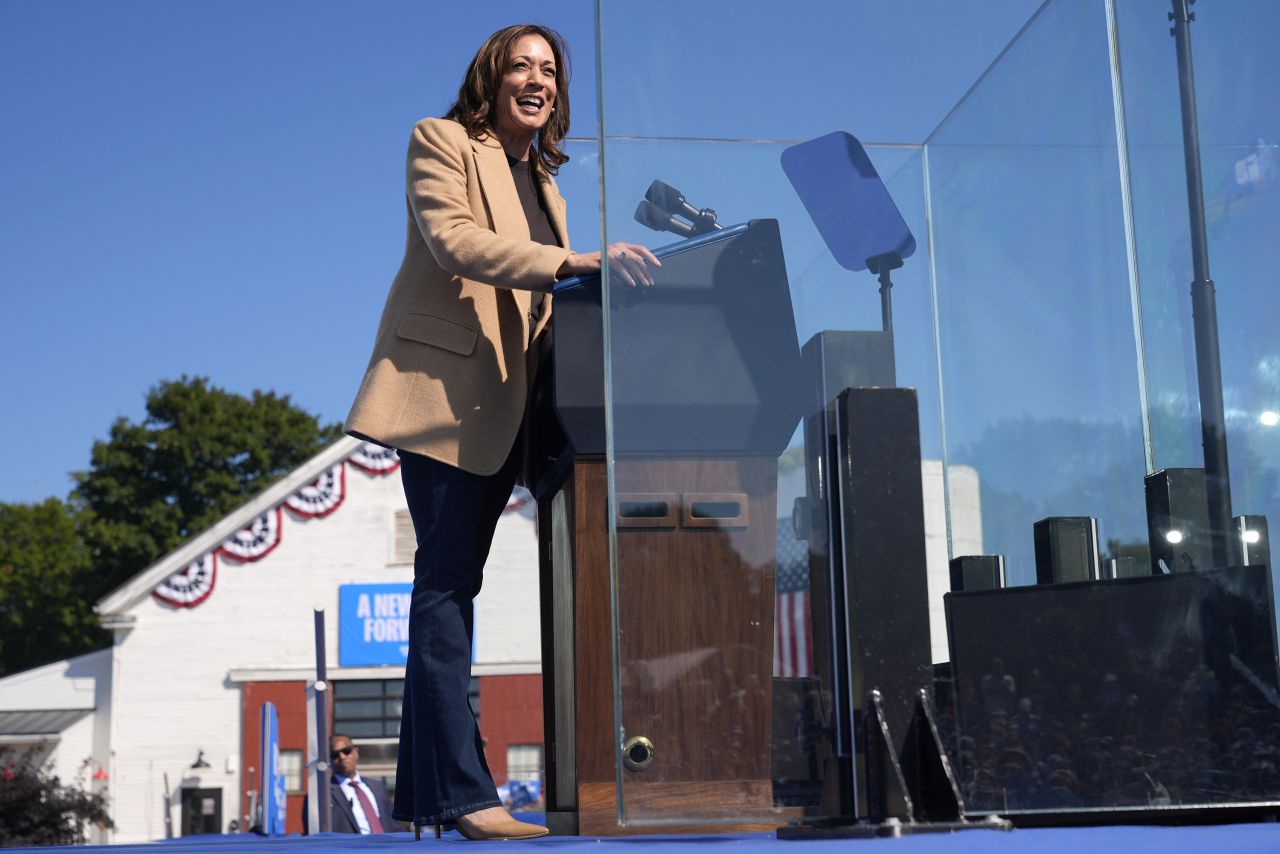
[557,242,661,287]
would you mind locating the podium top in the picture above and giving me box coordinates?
[549,219,804,457]
[553,223,750,294]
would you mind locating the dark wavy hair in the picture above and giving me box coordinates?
[445,24,571,176]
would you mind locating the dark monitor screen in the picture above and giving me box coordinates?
[781,131,915,273]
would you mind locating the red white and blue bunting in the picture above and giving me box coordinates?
[218,507,282,563]
[505,487,535,520]
[153,553,217,609]
[285,464,346,519]
[152,442,530,609]
[349,443,400,475]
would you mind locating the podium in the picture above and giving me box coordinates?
[534,220,804,834]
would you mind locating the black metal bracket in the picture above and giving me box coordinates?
[864,689,914,822]
[866,688,969,823]
[779,688,1009,838]
[900,689,966,823]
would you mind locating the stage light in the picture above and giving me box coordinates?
[1166,530,1184,544]
[1233,515,1271,569]
[1261,411,1279,427]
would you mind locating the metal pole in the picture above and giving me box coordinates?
[313,607,331,833]
[162,772,173,838]
[877,265,894,334]
[1169,0,1232,566]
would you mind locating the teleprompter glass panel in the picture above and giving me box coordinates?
[586,0,1280,829]
[920,0,1280,816]
[1112,0,1280,579]
[924,0,1148,589]
[592,0,968,827]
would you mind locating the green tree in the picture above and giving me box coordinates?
[0,749,113,846]
[0,500,105,677]
[73,376,342,603]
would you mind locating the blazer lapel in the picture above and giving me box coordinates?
[329,779,358,831]
[470,134,527,239]
[471,135,531,319]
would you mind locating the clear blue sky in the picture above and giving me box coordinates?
[0,0,1042,503]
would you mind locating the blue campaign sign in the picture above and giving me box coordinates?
[339,583,414,666]
[259,702,286,836]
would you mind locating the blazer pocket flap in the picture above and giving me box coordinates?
[396,313,478,356]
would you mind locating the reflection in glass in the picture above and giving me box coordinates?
[572,0,1280,831]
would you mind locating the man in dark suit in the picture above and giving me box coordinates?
[302,733,398,834]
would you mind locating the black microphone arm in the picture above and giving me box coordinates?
[634,199,696,237]
[639,179,722,236]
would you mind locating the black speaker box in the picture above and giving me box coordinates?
[1145,468,1213,574]
[949,555,1006,592]
[1102,556,1145,579]
[1033,516,1100,585]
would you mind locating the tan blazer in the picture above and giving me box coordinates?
[345,118,572,475]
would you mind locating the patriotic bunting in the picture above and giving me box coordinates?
[504,487,535,519]
[349,442,401,475]
[153,553,217,608]
[218,507,282,562]
[149,443,543,608]
[285,464,346,518]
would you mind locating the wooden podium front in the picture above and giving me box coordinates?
[535,219,804,834]
[538,456,780,835]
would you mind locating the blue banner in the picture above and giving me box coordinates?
[258,702,286,836]
[339,583,414,666]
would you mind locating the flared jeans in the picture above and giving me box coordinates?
[391,448,521,826]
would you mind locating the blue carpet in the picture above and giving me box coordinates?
[25,822,1280,854]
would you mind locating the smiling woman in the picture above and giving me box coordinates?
[342,23,658,843]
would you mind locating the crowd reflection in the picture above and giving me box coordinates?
[940,646,1280,810]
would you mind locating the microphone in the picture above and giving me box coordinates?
[634,199,695,237]
[643,180,721,235]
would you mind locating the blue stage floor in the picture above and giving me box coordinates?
[29,823,1280,854]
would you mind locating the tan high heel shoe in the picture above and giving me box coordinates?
[447,808,549,841]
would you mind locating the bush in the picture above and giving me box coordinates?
[0,750,112,847]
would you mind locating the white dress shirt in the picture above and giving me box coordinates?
[338,774,381,834]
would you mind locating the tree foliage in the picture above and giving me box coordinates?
[0,749,113,846]
[73,376,342,601]
[0,500,105,677]
[0,377,341,676]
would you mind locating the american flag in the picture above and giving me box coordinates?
[774,518,812,678]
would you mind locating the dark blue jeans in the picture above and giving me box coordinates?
[391,449,520,826]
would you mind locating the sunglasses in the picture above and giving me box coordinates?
[330,745,356,761]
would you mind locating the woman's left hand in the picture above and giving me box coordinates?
[605,242,661,287]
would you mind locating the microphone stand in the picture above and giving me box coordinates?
[1169,0,1233,567]
[866,252,902,335]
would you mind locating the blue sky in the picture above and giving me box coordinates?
[0,0,1045,503]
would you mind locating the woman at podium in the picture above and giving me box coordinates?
[345,23,657,841]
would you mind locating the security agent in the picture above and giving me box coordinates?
[302,734,399,834]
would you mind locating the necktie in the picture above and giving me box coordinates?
[350,781,384,834]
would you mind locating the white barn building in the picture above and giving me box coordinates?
[0,437,544,842]
[0,436,981,843]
